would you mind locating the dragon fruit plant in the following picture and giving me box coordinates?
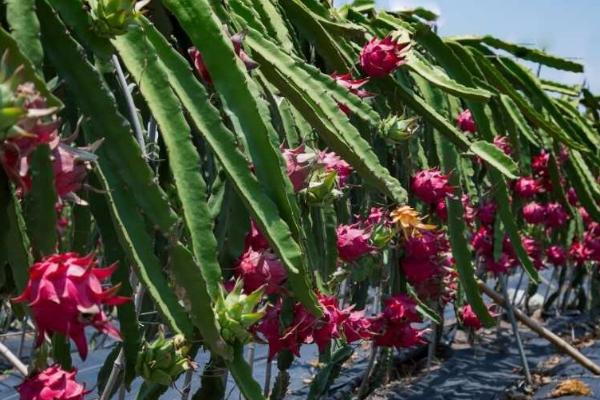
[0,0,598,399]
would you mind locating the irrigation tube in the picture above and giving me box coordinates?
[479,280,600,376]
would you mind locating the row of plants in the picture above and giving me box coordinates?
[0,0,599,398]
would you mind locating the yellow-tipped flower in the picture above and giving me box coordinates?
[390,205,436,238]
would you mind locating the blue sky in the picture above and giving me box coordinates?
[336,0,599,91]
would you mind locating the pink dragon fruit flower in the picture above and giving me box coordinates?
[477,201,497,226]
[342,310,374,343]
[460,304,497,330]
[282,145,315,192]
[462,195,476,225]
[531,151,550,176]
[366,207,387,226]
[318,151,353,187]
[312,295,347,352]
[579,207,592,225]
[188,32,257,85]
[336,224,374,262]
[484,253,515,275]
[256,301,316,360]
[522,202,547,224]
[411,168,453,204]
[569,241,590,266]
[514,177,542,198]
[471,226,493,256]
[13,253,130,359]
[456,109,477,133]
[371,295,426,348]
[331,72,373,115]
[545,202,569,228]
[359,36,409,77]
[493,136,512,155]
[401,257,440,284]
[567,187,579,206]
[17,364,87,400]
[244,220,269,251]
[404,231,444,258]
[546,245,567,266]
[435,198,447,221]
[52,144,89,199]
[382,294,420,323]
[235,247,287,295]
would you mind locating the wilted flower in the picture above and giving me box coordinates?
[359,36,410,77]
[456,109,476,133]
[13,253,129,359]
[411,168,453,204]
[17,365,87,400]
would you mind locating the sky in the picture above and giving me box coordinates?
[336,0,600,91]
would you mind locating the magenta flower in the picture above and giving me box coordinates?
[318,151,353,187]
[546,245,567,266]
[235,247,287,295]
[477,201,497,226]
[522,202,547,224]
[331,72,373,115]
[17,365,87,400]
[13,253,129,360]
[545,202,569,228]
[411,168,453,204]
[456,109,476,133]
[359,36,409,77]
[336,224,374,262]
[514,177,542,198]
[282,145,314,192]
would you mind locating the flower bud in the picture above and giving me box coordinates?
[379,115,418,142]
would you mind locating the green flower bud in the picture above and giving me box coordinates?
[301,170,340,205]
[89,0,145,37]
[136,334,193,385]
[379,115,419,143]
[215,280,265,344]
